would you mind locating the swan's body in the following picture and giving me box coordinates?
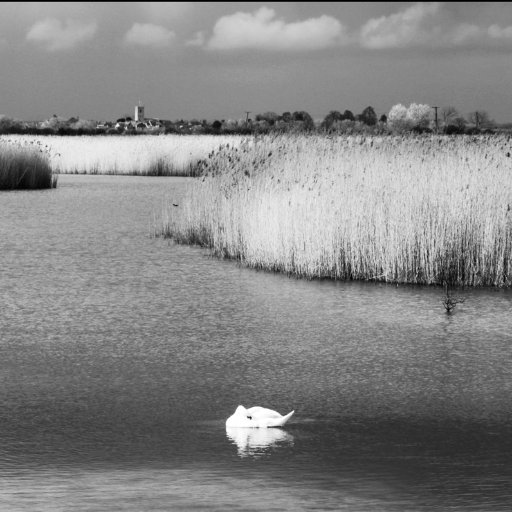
[226,405,294,428]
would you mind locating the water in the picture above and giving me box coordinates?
[1,175,512,511]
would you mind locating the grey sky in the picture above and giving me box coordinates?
[1,2,512,122]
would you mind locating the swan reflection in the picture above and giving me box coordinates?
[226,427,294,458]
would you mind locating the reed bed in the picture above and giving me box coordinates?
[0,139,57,189]
[0,134,244,176]
[160,134,512,287]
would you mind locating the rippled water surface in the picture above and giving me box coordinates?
[1,175,512,511]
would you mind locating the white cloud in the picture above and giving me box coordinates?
[206,6,347,51]
[123,23,175,48]
[185,31,205,47]
[440,21,512,48]
[360,2,512,50]
[26,18,97,51]
[488,24,512,40]
[448,23,484,46]
[360,2,441,49]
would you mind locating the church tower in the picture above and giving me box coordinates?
[135,101,144,122]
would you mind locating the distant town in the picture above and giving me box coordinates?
[1,102,510,136]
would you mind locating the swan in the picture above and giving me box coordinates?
[226,405,294,428]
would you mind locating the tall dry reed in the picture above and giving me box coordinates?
[0,140,56,189]
[0,134,245,176]
[161,134,512,287]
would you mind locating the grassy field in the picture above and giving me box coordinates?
[0,134,245,176]
[0,139,57,189]
[160,134,512,287]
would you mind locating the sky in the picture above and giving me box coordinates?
[1,2,512,123]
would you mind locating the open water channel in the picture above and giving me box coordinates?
[1,175,512,511]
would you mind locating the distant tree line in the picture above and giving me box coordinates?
[0,114,100,136]
[0,104,506,136]
[319,104,499,135]
[384,104,497,135]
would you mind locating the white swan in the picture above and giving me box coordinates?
[226,405,294,428]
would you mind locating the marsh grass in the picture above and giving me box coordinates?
[67,158,204,177]
[1,134,244,176]
[161,134,512,287]
[0,142,56,190]
[144,157,205,177]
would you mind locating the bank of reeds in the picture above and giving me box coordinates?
[0,141,57,189]
[160,134,512,287]
[0,134,244,176]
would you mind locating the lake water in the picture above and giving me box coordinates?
[1,175,512,511]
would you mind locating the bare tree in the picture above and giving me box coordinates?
[441,106,459,127]
[453,116,467,130]
[468,110,491,129]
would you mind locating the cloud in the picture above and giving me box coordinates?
[185,31,205,47]
[448,23,484,46]
[123,23,176,48]
[360,2,512,50]
[206,6,347,51]
[360,2,442,49]
[488,24,512,40]
[26,18,97,51]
